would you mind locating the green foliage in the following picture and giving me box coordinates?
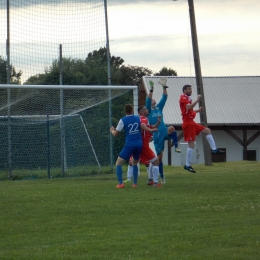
[0,161,260,259]
[0,56,22,84]
[155,66,178,76]
[118,64,153,86]
[24,48,171,86]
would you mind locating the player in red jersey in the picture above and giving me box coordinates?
[179,85,224,173]
[125,105,162,187]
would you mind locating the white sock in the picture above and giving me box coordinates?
[127,165,133,181]
[152,166,159,183]
[148,163,153,179]
[146,166,149,177]
[186,148,193,167]
[206,134,217,150]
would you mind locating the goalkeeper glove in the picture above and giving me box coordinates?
[158,78,168,88]
[149,80,154,92]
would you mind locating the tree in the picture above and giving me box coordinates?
[154,66,177,76]
[24,48,154,87]
[118,65,153,86]
[0,56,22,84]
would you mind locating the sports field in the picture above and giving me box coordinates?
[1,161,260,260]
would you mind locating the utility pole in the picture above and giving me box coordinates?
[187,0,212,166]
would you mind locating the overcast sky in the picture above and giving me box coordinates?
[107,0,260,76]
[0,0,259,80]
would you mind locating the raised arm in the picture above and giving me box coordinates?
[157,78,168,110]
[146,80,154,114]
[156,94,167,110]
[186,95,201,110]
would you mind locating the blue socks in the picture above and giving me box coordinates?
[133,165,138,184]
[116,165,123,184]
[159,161,164,179]
[170,131,178,148]
[116,164,138,185]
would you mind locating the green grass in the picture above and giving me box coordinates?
[0,165,111,181]
[0,161,260,260]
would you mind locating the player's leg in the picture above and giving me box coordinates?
[157,152,166,183]
[117,144,134,188]
[154,132,166,183]
[131,159,139,187]
[147,163,154,185]
[124,156,133,183]
[140,146,157,185]
[183,122,196,173]
[200,127,225,154]
[132,144,143,187]
[184,141,196,173]
[145,163,150,176]
[115,156,126,188]
[167,126,181,153]
[150,157,161,187]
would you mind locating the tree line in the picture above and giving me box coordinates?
[0,48,177,86]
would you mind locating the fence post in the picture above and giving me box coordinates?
[47,109,50,179]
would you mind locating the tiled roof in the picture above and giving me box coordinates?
[142,76,260,125]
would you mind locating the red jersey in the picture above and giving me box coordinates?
[179,94,196,122]
[140,115,153,146]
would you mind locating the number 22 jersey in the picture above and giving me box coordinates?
[116,115,142,145]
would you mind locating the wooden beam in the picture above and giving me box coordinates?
[224,129,243,146]
[212,125,260,131]
[243,129,247,160]
[246,130,260,146]
[177,132,184,142]
[168,139,172,166]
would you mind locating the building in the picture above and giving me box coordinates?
[141,76,260,166]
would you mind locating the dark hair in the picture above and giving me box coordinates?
[137,105,145,113]
[182,84,192,93]
[124,104,133,114]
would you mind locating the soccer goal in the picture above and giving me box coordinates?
[0,84,138,180]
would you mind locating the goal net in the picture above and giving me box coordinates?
[0,0,107,84]
[0,85,138,180]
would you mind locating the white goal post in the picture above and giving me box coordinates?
[0,84,138,179]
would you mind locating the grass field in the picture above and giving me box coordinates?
[0,161,260,260]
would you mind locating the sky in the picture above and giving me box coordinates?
[107,0,260,76]
[0,0,260,81]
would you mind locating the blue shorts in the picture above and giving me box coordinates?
[153,127,170,155]
[119,142,142,161]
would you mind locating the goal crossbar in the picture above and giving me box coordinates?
[0,84,138,90]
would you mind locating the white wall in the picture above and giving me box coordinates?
[164,129,260,166]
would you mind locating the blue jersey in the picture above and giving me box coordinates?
[116,115,142,145]
[146,94,167,135]
[146,94,169,155]
[116,115,142,160]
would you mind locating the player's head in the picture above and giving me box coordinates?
[151,99,156,108]
[124,104,133,115]
[183,85,192,96]
[137,105,148,116]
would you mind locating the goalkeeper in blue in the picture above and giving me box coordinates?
[110,104,157,188]
[146,78,181,183]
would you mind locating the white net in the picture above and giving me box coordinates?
[0,0,106,84]
[0,85,136,180]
